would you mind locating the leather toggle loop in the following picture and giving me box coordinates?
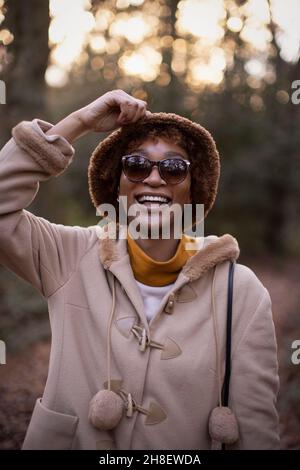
[164,293,176,314]
[140,328,147,352]
[118,389,149,418]
[126,393,134,417]
[131,325,164,352]
[117,389,166,424]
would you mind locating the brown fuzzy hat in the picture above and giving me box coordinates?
[88,112,220,222]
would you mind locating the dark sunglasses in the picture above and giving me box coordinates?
[122,154,191,185]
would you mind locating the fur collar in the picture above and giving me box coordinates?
[98,224,240,282]
[181,234,239,281]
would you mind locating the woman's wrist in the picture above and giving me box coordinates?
[45,110,89,144]
[45,90,150,143]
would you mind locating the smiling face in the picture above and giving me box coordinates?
[119,137,192,237]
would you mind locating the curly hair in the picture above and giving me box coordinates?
[88,113,220,225]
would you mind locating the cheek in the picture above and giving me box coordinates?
[186,175,192,202]
[177,177,192,203]
[119,174,129,194]
[119,174,136,204]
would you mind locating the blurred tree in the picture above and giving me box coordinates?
[261,1,300,253]
[196,0,300,255]
[0,0,50,144]
[0,0,299,253]
[158,0,180,113]
[0,0,51,354]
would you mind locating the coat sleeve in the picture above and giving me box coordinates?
[0,119,98,298]
[228,279,280,449]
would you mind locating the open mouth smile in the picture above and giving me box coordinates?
[135,194,172,207]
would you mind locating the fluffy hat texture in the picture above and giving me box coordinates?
[88,113,220,221]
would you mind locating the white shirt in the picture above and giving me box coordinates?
[136,280,175,323]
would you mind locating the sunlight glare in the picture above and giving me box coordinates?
[50,0,92,16]
[227,17,243,32]
[241,0,270,24]
[245,58,266,78]
[106,38,121,55]
[177,0,225,42]
[187,46,226,88]
[45,65,69,88]
[271,0,300,62]
[51,38,84,68]
[90,35,106,53]
[240,20,272,51]
[46,0,300,89]
[239,0,272,51]
[47,0,95,85]
[188,60,224,87]
[95,9,115,32]
[118,46,162,81]
[109,13,158,44]
[0,29,13,45]
[116,0,145,7]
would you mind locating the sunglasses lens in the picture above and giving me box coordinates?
[160,159,188,184]
[123,155,150,182]
[122,155,189,184]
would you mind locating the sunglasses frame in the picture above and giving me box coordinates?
[121,154,191,185]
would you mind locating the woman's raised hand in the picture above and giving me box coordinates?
[76,89,151,133]
[46,89,151,143]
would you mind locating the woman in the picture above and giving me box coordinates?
[0,89,280,450]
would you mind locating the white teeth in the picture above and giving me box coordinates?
[137,195,169,204]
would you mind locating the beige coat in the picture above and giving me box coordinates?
[0,120,280,450]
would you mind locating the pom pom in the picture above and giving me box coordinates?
[88,389,124,431]
[209,406,239,445]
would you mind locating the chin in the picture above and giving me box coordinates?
[129,213,182,240]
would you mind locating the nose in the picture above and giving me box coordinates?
[142,164,167,186]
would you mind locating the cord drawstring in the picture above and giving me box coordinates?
[89,270,168,432]
[107,275,116,392]
[211,265,222,408]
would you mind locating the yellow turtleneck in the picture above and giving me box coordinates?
[127,232,199,287]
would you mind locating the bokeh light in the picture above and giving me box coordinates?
[118,45,162,81]
[109,12,158,44]
[176,0,225,42]
[43,0,300,88]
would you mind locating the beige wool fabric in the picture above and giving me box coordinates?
[0,119,280,450]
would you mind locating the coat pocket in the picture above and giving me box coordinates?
[22,398,79,450]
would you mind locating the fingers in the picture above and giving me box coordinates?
[117,101,138,123]
[130,101,149,122]
[114,91,149,125]
[117,101,144,124]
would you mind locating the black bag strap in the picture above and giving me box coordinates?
[221,260,235,450]
[223,260,235,406]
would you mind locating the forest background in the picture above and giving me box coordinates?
[0,0,299,449]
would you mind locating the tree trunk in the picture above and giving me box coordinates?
[160,0,181,113]
[262,4,300,253]
[0,0,50,145]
